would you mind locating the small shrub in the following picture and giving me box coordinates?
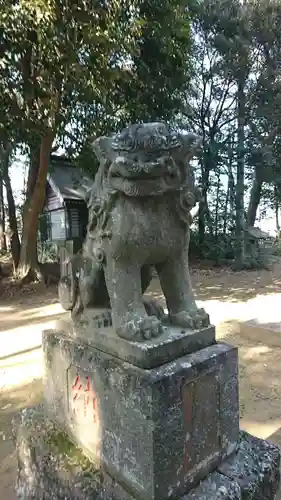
[38,241,59,264]
[272,237,281,256]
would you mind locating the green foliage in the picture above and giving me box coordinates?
[190,231,235,263]
[60,1,195,175]
[37,241,58,264]
[243,243,272,271]
[0,0,141,145]
[1,0,195,177]
[3,0,281,272]
[272,236,281,257]
[179,0,281,269]
[120,0,193,122]
[1,0,195,276]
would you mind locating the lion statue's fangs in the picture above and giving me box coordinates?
[58,122,210,342]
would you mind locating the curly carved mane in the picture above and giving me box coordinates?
[86,126,201,242]
[86,156,199,242]
[86,157,117,237]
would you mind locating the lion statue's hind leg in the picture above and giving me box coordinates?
[156,255,210,330]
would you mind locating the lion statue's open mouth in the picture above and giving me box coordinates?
[107,153,181,197]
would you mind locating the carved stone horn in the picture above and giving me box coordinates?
[179,132,202,162]
[92,136,114,162]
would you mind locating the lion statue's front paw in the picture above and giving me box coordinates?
[169,308,210,330]
[117,315,163,342]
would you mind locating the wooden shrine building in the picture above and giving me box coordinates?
[39,155,93,257]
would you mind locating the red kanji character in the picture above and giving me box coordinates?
[84,376,98,423]
[71,374,98,423]
[72,376,83,415]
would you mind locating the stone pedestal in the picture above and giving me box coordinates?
[13,406,280,500]
[56,315,216,369]
[13,320,280,499]
[42,326,239,500]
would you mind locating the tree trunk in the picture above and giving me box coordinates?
[0,174,6,252]
[198,153,212,248]
[223,184,229,237]
[1,145,21,270]
[214,173,220,239]
[274,185,280,234]
[17,133,54,280]
[223,141,235,236]
[198,160,206,246]
[247,173,262,227]
[26,141,41,200]
[3,170,21,269]
[235,76,246,269]
[275,202,280,234]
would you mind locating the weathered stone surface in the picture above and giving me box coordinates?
[58,122,210,342]
[43,330,239,500]
[13,406,280,500]
[13,405,132,500]
[183,472,240,499]
[218,431,280,500]
[184,432,280,500]
[55,317,216,369]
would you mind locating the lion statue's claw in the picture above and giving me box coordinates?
[169,308,210,330]
[117,315,163,342]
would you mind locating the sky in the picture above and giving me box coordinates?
[10,157,26,205]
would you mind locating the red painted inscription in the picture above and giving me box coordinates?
[71,375,98,423]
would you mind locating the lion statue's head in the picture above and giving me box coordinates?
[91,122,201,198]
[85,122,202,240]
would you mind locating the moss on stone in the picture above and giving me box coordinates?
[46,427,100,477]
[17,406,100,480]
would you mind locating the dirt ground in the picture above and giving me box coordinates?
[2,260,281,498]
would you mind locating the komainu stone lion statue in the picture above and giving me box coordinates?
[59,122,209,341]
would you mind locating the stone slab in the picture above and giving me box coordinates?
[243,318,281,334]
[184,472,240,499]
[42,330,239,500]
[240,318,281,347]
[217,431,281,500]
[55,315,216,369]
[13,406,280,500]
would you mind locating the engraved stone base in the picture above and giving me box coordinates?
[42,330,239,500]
[13,406,280,500]
[56,314,216,369]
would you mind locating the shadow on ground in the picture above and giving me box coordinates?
[146,261,281,303]
[0,311,66,334]
[190,264,281,302]
[2,260,281,306]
